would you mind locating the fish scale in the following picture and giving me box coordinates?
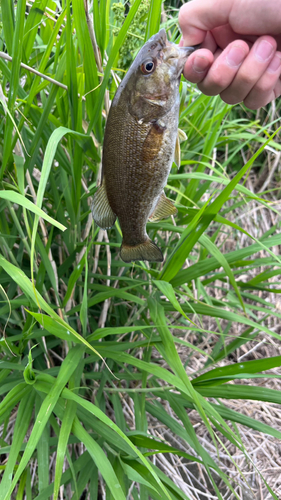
[92,29,197,263]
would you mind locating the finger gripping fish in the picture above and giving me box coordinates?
[92,29,196,263]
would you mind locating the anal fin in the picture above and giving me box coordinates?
[149,192,177,222]
[92,179,116,229]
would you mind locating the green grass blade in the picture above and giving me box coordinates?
[200,234,245,311]
[3,345,84,500]
[0,191,66,231]
[1,0,26,176]
[72,0,99,127]
[0,391,36,497]
[88,0,143,131]
[1,0,15,54]
[34,377,172,500]
[72,416,127,500]
[35,394,50,494]
[170,233,281,287]
[197,384,281,406]
[23,0,48,60]
[161,127,281,282]
[0,384,32,423]
[53,399,77,500]
[193,356,281,385]
[145,0,162,41]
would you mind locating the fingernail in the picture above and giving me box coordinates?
[267,54,281,73]
[192,55,210,73]
[226,45,247,68]
[255,39,274,62]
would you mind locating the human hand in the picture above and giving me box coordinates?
[179,0,281,109]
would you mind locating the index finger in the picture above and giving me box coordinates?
[178,0,279,46]
[179,0,234,46]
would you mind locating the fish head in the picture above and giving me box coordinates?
[117,29,197,122]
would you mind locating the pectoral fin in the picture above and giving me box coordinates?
[178,128,187,142]
[92,179,116,229]
[174,136,181,169]
[174,128,187,169]
[149,192,177,222]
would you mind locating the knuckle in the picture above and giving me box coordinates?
[243,99,260,110]
[209,73,228,89]
[254,79,275,94]
[220,90,240,105]
[244,91,273,110]
[221,96,240,105]
[197,83,217,96]
[239,72,256,87]
[178,8,184,26]
[273,82,281,99]
[198,73,231,96]
[178,6,188,26]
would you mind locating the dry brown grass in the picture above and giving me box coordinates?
[152,176,281,500]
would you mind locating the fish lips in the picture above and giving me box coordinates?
[176,44,200,77]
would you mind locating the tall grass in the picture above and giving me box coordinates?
[0,1,281,499]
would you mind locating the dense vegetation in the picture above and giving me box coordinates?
[0,1,281,499]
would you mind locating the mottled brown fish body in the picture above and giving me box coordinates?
[92,30,195,262]
[104,90,178,257]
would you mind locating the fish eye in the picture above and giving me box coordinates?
[141,59,155,75]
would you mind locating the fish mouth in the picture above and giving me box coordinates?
[164,42,200,77]
[179,45,200,57]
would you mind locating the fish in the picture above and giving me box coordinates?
[92,29,196,263]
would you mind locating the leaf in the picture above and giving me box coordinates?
[2,0,26,175]
[34,378,172,500]
[53,399,77,500]
[72,417,127,500]
[3,345,85,500]
[197,384,281,407]
[161,127,281,282]
[0,391,35,498]
[88,0,143,131]
[170,233,281,287]
[145,0,162,40]
[193,356,281,386]
[153,280,191,321]
[30,126,90,283]
[0,191,66,231]
[129,433,203,463]
[200,234,245,312]
[23,0,49,60]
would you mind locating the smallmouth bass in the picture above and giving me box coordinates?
[92,29,196,263]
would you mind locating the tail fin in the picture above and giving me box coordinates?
[120,239,163,263]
